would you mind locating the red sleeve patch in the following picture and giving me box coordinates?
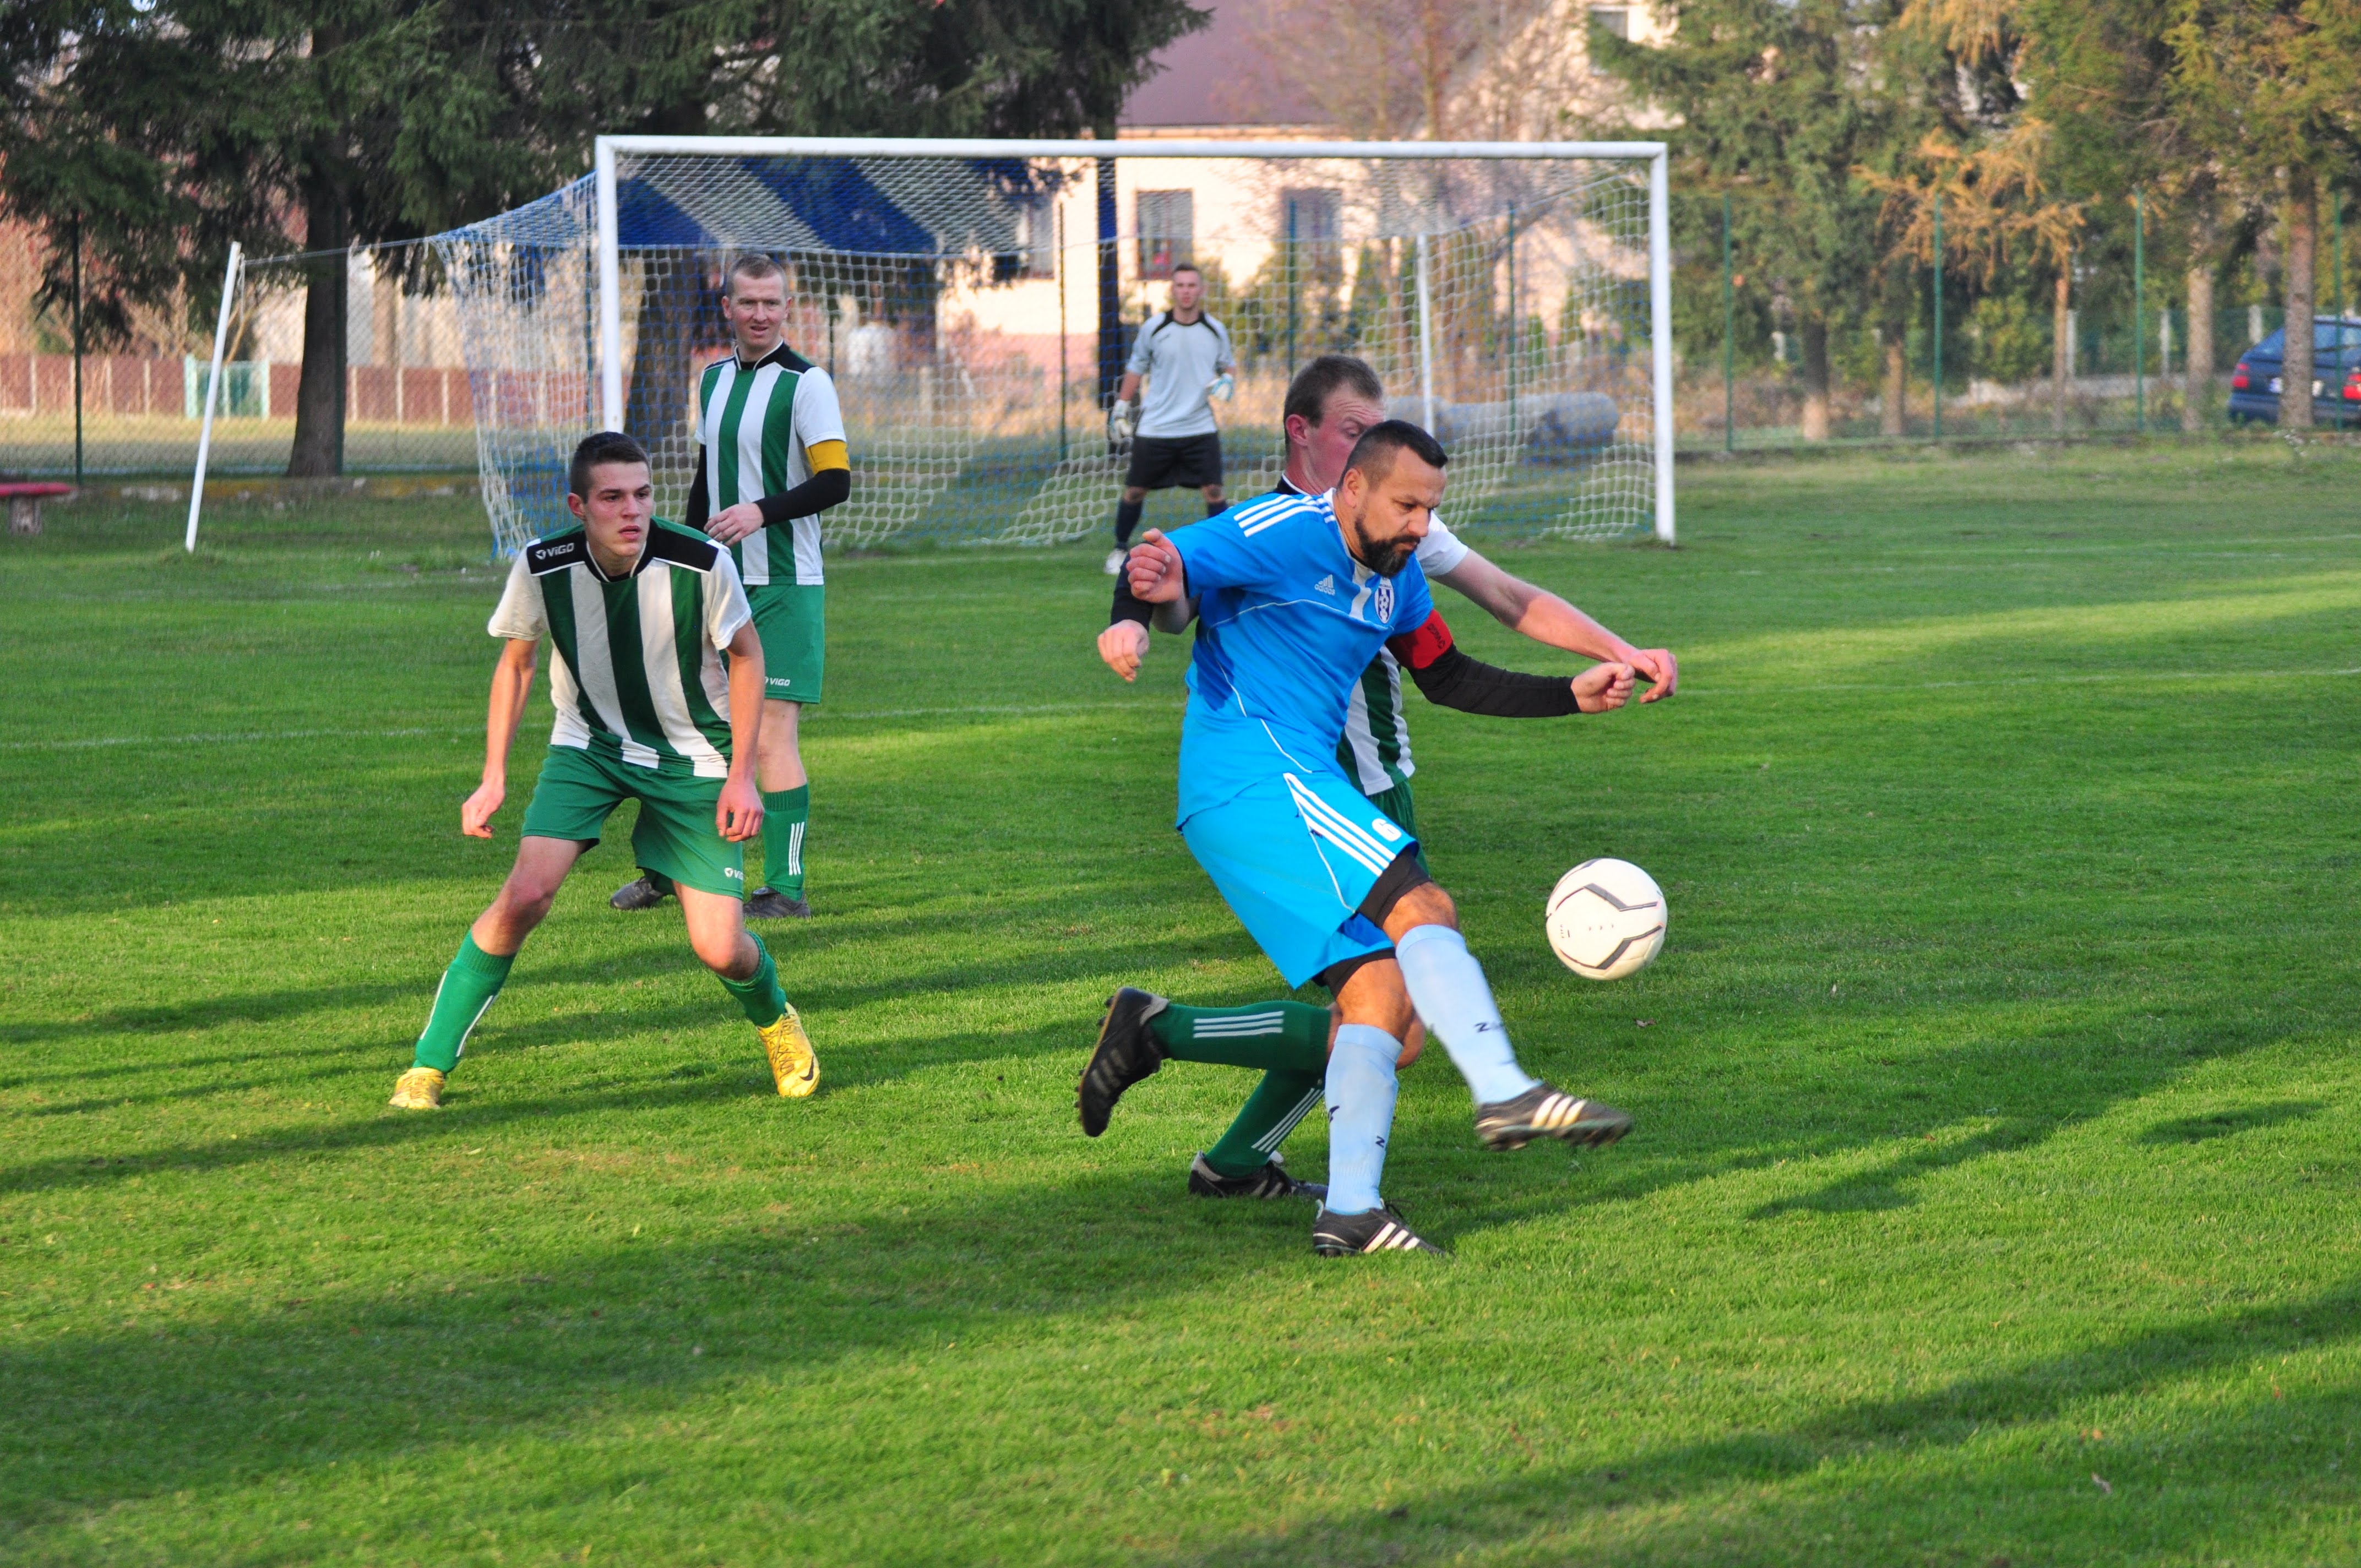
[1389,609,1456,671]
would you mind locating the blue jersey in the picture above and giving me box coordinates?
[1167,489,1434,823]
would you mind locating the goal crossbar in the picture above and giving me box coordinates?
[591,135,1675,545]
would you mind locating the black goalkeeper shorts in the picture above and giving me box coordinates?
[1124,432,1224,491]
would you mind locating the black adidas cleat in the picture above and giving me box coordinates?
[1078,987,1169,1137]
[1475,1082,1633,1151]
[1188,1152,1326,1201]
[744,886,812,919]
[1313,1204,1443,1256]
[610,874,670,911]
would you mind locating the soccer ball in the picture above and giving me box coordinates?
[1545,858,1667,980]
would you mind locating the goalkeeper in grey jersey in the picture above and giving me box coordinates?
[1104,264,1237,574]
[1085,353,1678,1207]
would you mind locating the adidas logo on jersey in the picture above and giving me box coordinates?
[1314,574,1335,595]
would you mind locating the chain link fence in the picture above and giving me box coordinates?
[0,225,475,481]
[1671,192,2357,452]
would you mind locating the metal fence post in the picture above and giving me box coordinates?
[1723,192,1735,453]
[1932,193,1943,443]
[70,214,84,487]
[2134,190,2145,433]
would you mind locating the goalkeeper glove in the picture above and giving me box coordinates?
[1107,399,1137,445]
[1205,372,1236,404]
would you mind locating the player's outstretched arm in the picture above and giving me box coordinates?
[1435,549,1678,702]
[717,621,767,843]
[461,638,540,838]
[1394,612,1631,718]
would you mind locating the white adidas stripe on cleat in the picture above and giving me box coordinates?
[1475,1082,1634,1151]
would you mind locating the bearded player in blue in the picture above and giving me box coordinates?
[1112,420,1636,1256]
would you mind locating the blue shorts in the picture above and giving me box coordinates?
[1180,767,1418,988]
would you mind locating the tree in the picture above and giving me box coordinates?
[1860,124,2087,432]
[1230,0,1503,140]
[2162,0,2361,431]
[593,0,1205,453]
[3,0,574,474]
[2014,0,2232,430]
[1597,0,1934,440]
[2,0,1205,475]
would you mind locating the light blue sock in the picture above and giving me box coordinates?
[1394,924,1538,1107]
[1323,1025,1401,1216]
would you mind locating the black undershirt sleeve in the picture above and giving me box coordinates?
[684,450,710,531]
[1109,575,1154,628]
[1405,646,1584,717]
[755,467,851,526]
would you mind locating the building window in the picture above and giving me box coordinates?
[1280,188,1341,249]
[1009,196,1056,280]
[1138,190,1194,280]
[1589,7,1629,74]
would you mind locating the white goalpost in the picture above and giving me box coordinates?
[197,137,1674,556]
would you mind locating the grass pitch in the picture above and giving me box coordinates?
[4,445,2359,1565]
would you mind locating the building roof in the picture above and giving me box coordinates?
[1120,2,1324,129]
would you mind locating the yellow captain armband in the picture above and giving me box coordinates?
[808,439,850,473]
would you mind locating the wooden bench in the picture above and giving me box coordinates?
[1,482,75,537]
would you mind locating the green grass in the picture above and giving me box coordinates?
[4,443,2359,1565]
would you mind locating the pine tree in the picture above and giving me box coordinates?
[1596,0,1935,440]
[1,0,1205,475]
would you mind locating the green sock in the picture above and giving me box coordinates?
[716,935,787,1027]
[645,870,676,896]
[761,785,809,899]
[1204,1068,1326,1178]
[1149,999,1330,1071]
[412,933,515,1073]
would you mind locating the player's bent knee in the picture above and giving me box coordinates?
[1328,954,1417,1039]
[1357,848,1454,938]
[693,937,750,975]
[1397,1019,1426,1067]
[1385,880,1459,937]
[491,872,561,923]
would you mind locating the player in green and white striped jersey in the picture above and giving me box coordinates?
[388,433,820,1112]
[611,253,851,922]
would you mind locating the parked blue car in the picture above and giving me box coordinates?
[2228,316,2361,426]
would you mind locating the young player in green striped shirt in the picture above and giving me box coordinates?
[611,253,851,921]
[389,432,819,1110]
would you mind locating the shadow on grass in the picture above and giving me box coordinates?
[0,1162,1302,1534]
[2139,1101,2324,1145]
[1142,1277,2361,1567]
[1747,1119,2043,1218]
[0,892,1257,1065]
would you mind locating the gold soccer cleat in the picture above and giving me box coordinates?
[389,1066,447,1110]
[759,1006,819,1098]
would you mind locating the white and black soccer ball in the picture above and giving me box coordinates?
[1545,858,1667,981]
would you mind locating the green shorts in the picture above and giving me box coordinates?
[747,581,825,704]
[518,743,745,897]
[1364,777,1428,871]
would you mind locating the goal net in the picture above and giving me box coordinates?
[426,138,1671,557]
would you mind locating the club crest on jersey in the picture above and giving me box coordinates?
[1374,579,1395,620]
